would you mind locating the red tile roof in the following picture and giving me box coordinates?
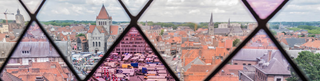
[96,5,111,19]
[88,25,108,35]
[88,25,96,33]
[70,26,86,32]
[301,40,320,48]
[186,65,215,72]
[6,62,69,81]
[110,25,119,35]
[225,39,233,48]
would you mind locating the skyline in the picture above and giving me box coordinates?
[0,0,320,22]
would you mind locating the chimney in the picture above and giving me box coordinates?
[212,56,215,65]
[268,50,272,62]
[5,35,9,38]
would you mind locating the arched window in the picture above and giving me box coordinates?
[96,42,98,47]
[93,42,95,47]
[99,42,101,47]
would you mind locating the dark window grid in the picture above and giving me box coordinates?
[84,0,180,80]
[0,0,309,81]
[204,0,308,81]
[0,0,83,80]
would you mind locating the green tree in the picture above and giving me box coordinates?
[76,33,86,39]
[214,22,221,28]
[233,39,240,47]
[241,24,247,29]
[271,30,277,35]
[282,31,286,35]
[270,25,279,29]
[288,28,301,31]
[160,29,164,35]
[287,51,320,81]
[299,34,305,37]
[308,34,315,37]
[25,21,29,26]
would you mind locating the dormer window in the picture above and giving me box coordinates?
[21,46,31,55]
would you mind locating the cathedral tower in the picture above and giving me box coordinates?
[15,9,25,27]
[96,5,112,34]
[208,13,215,35]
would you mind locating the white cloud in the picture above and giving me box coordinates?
[289,12,308,14]
[50,8,70,15]
[23,0,42,12]
[212,8,225,13]
[214,0,239,6]
[188,9,200,14]
[71,5,84,14]
[0,0,316,22]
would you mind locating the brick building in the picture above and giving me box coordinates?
[113,27,152,55]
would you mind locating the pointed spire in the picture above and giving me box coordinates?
[210,12,213,24]
[228,18,230,28]
[97,4,111,19]
[145,20,148,26]
[279,21,282,29]
[17,8,20,14]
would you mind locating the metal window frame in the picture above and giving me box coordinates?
[204,0,308,81]
[0,0,309,81]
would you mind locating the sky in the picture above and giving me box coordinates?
[0,0,320,22]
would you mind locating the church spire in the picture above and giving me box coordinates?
[17,9,20,14]
[228,18,230,28]
[145,20,148,26]
[96,4,111,19]
[210,12,213,24]
[208,12,215,35]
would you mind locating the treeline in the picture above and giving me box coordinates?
[286,25,320,37]
[41,20,129,27]
[269,22,320,27]
[139,21,249,30]
[1,20,29,26]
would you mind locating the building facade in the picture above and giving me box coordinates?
[114,27,152,55]
[15,9,25,27]
[0,25,9,33]
[87,25,108,53]
[96,5,112,34]
[87,5,123,53]
[208,13,215,35]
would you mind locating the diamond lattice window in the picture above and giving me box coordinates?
[0,0,317,81]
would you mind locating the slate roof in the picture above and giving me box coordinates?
[230,26,243,33]
[285,38,306,47]
[256,60,290,75]
[11,42,60,58]
[214,28,230,35]
[12,29,23,37]
[55,41,69,57]
[255,51,290,75]
[233,49,276,61]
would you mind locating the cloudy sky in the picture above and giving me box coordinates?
[1,0,320,22]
